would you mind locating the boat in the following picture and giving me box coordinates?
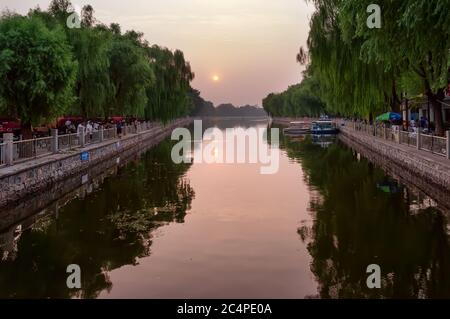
[283,121,311,135]
[310,120,339,135]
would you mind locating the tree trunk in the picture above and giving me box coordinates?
[21,122,33,139]
[391,83,401,113]
[427,88,445,136]
[20,122,34,158]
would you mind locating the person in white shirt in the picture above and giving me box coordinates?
[64,120,71,134]
[86,121,93,141]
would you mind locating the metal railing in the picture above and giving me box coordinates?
[0,118,192,167]
[103,128,116,140]
[12,136,53,162]
[399,131,417,146]
[0,143,5,166]
[340,119,449,159]
[58,133,80,151]
[375,126,384,139]
[420,134,447,157]
[126,125,137,135]
[385,127,396,142]
[86,130,101,145]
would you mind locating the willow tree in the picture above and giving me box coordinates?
[306,0,394,120]
[145,46,194,122]
[67,27,114,118]
[66,5,114,119]
[108,33,154,118]
[4,0,196,126]
[0,13,76,136]
[263,70,325,118]
[335,0,450,134]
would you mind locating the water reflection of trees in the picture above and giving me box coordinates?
[0,139,194,298]
[282,134,450,298]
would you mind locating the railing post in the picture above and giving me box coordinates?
[417,130,421,150]
[446,131,450,160]
[79,126,86,148]
[4,133,14,165]
[99,125,104,142]
[51,129,58,154]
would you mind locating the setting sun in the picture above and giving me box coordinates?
[212,75,220,82]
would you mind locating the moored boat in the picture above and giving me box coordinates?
[310,120,339,135]
[283,121,311,135]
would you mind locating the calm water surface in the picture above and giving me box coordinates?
[0,119,449,298]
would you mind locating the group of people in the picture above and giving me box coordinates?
[63,119,141,140]
[64,120,100,136]
[407,116,430,133]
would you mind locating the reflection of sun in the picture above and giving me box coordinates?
[212,75,220,82]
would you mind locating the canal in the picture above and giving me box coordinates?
[0,118,449,298]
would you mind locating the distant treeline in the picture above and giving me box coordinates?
[189,89,267,117]
[0,0,199,136]
[262,71,325,118]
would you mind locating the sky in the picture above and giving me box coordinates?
[0,0,315,107]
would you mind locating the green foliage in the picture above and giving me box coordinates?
[0,0,196,126]
[145,46,195,122]
[0,13,77,126]
[305,0,450,132]
[264,0,450,127]
[108,33,153,118]
[306,0,392,118]
[68,27,114,118]
[263,71,326,117]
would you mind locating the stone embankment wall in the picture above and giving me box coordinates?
[273,118,450,210]
[339,127,450,191]
[0,118,192,208]
[338,127,450,211]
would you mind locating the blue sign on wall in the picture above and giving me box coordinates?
[81,151,90,162]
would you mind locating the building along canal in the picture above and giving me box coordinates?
[0,118,450,298]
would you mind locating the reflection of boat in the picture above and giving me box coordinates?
[312,134,336,148]
[289,135,307,142]
[283,121,311,135]
[311,120,339,135]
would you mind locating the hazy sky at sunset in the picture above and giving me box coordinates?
[0,0,314,106]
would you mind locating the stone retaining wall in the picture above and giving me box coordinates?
[339,127,450,210]
[0,118,192,208]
